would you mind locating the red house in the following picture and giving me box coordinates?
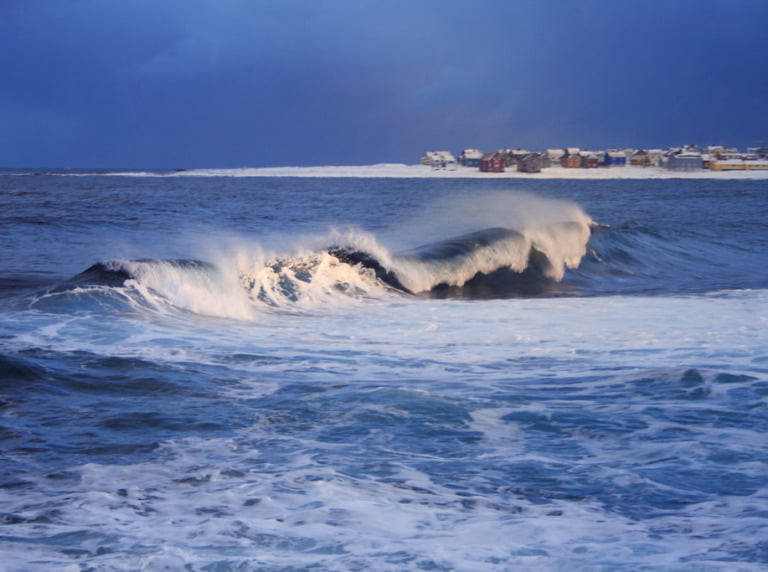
[560,154,582,168]
[582,153,600,168]
[479,152,505,172]
[630,150,651,166]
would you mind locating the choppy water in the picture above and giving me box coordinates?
[1,171,767,570]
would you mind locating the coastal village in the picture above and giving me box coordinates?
[420,145,768,173]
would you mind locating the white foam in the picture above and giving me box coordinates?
[3,288,766,569]
[6,404,766,570]
[117,260,260,320]
[380,191,594,291]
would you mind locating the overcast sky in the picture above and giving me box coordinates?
[2,0,767,168]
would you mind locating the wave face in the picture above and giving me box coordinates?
[42,188,762,315]
[24,185,766,318]
[49,194,593,314]
[328,221,590,299]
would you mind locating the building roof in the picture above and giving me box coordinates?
[421,151,456,163]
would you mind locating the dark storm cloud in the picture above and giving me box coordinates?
[1,0,767,168]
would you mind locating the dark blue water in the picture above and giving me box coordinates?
[1,170,767,570]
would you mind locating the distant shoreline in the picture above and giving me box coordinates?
[6,164,768,179]
[116,163,768,179]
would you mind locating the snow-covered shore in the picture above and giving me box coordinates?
[157,163,768,179]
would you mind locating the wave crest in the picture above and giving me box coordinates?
[57,192,596,313]
[387,221,591,294]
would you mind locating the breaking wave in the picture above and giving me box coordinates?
[53,209,592,318]
[35,189,752,318]
[326,221,590,298]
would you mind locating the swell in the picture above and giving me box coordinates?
[27,215,759,319]
[327,224,588,299]
[569,223,767,295]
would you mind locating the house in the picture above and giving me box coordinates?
[745,147,766,158]
[517,153,543,173]
[420,151,457,169]
[458,149,483,167]
[498,149,515,167]
[629,150,651,167]
[581,153,600,168]
[495,149,516,167]
[712,147,739,160]
[707,145,725,156]
[604,150,627,167]
[545,149,565,168]
[664,150,703,171]
[479,152,505,172]
[647,149,665,167]
[560,149,582,168]
[709,157,768,170]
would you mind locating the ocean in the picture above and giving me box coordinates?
[1,170,767,570]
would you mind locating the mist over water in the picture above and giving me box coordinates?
[1,173,767,570]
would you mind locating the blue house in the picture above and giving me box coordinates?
[603,151,627,167]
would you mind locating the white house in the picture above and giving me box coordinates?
[420,151,457,169]
[458,149,483,167]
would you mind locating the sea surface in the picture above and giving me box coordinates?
[1,170,767,571]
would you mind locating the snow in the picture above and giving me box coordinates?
[156,163,768,179]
